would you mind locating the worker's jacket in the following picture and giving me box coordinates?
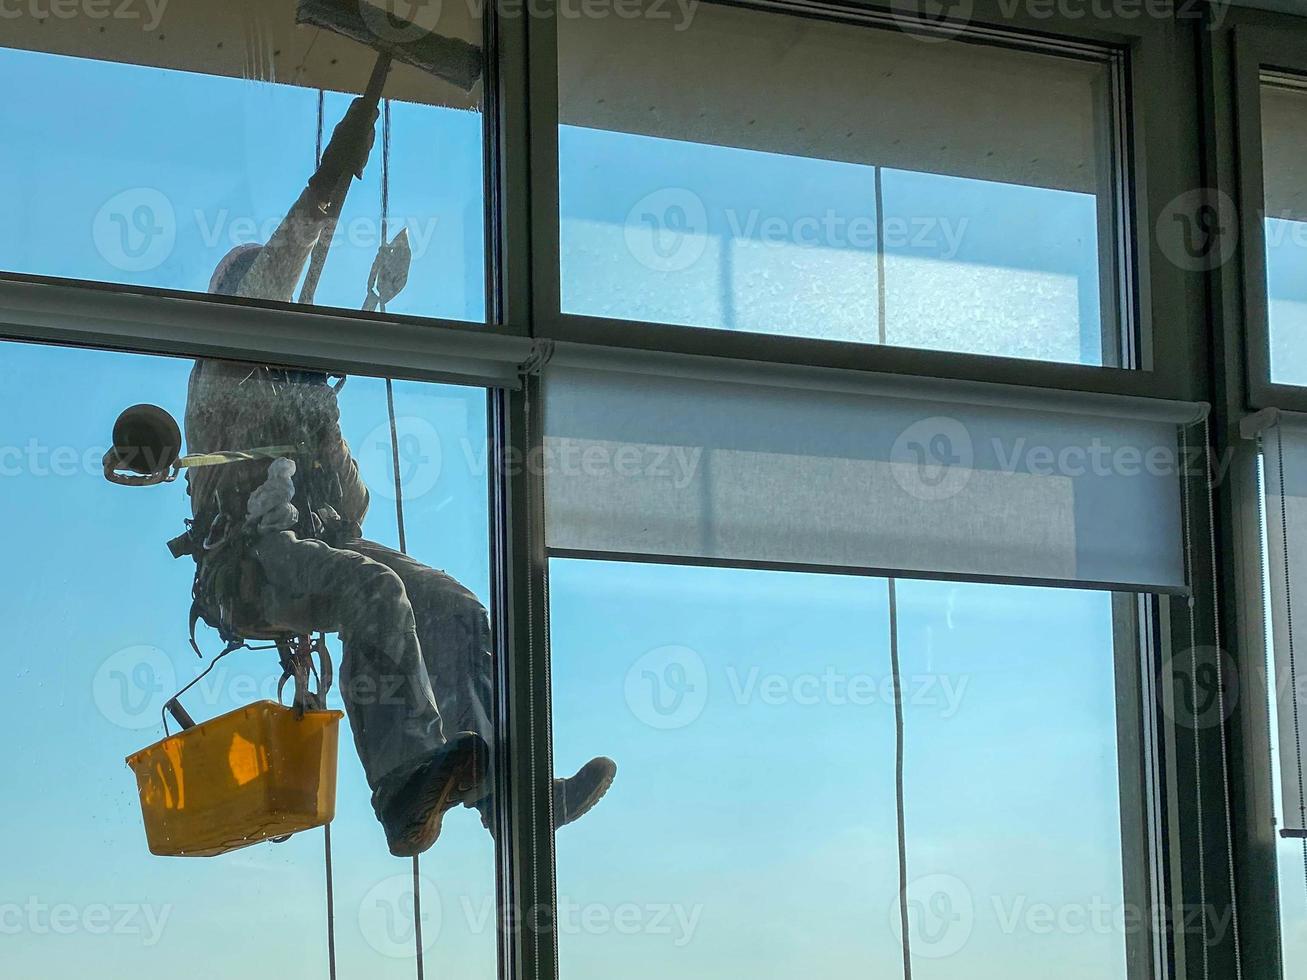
[181,358,370,639]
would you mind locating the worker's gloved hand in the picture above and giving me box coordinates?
[246,458,301,534]
[309,97,379,202]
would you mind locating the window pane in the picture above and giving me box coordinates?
[1262,79,1307,386]
[0,2,484,320]
[1258,458,1307,971]
[550,559,1136,978]
[558,3,1122,365]
[1,339,498,976]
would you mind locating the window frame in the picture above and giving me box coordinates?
[526,0,1205,400]
[0,2,1245,979]
[1196,10,1307,980]
[1231,26,1307,412]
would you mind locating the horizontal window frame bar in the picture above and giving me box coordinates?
[0,273,532,388]
[540,311,1196,402]
[547,337,1209,421]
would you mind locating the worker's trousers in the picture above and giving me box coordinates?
[247,531,494,814]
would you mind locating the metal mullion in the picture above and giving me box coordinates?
[490,0,562,977]
[526,0,563,334]
[487,0,534,333]
[1201,13,1302,980]
[539,309,1183,399]
[492,380,560,980]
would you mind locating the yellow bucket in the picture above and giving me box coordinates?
[126,700,344,857]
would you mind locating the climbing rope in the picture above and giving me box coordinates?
[312,87,341,980]
[887,579,912,980]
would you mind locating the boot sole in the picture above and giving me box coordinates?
[388,735,489,857]
[558,761,617,828]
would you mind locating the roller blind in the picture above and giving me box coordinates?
[1262,415,1307,837]
[542,348,1201,594]
[559,0,1112,195]
[1262,81,1307,223]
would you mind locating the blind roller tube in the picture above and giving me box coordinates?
[0,278,531,390]
[543,351,1199,594]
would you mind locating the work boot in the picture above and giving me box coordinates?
[377,732,489,857]
[474,757,617,834]
[555,756,617,828]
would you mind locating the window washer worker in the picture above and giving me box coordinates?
[176,96,615,856]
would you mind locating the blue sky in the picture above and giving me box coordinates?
[2,30,1287,980]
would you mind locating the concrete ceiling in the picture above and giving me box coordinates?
[0,0,482,110]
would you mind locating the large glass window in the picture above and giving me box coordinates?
[0,0,485,320]
[558,2,1125,365]
[550,559,1141,978]
[1266,638,1307,974]
[1259,448,1307,974]
[1262,76,1307,386]
[1,338,498,977]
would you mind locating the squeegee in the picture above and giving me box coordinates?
[293,0,484,304]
